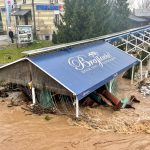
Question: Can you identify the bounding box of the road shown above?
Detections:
[0,35,9,48]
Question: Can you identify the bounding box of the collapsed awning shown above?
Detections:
[12,9,31,16]
[29,41,139,100]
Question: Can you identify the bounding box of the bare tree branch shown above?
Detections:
[138,0,150,9]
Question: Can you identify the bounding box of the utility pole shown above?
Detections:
[32,0,37,39]
[4,0,11,28]
[4,0,14,42]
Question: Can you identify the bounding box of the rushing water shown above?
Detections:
[0,103,150,150]
[0,99,150,150]
[1,76,150,150]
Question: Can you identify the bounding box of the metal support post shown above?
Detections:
[125,36,128,52]
[75,97,79,118]
[131,65,135,84]
[140,61,143,81]
[32,87,36,105]
[109,80,113,93]
[149,56,150,71]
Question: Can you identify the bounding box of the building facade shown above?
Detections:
[129,9,150,28]
[0,0,64,40]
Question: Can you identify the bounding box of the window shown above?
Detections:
[23,0,26,4]
[45,35,50,40]
[55,0,58,3]
[50,0,59,4]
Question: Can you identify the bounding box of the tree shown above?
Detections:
[53,0,111,44]
[53,0,130,44]
[0,13,2,29]
[110,0,130,32]
[52,31,57,44]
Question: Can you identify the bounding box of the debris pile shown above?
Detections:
[75,107,150,134]
[134,71,150,80]
[0,83,21,98]
[0,88,8,98]
[139,79,150,97]
[81,85,140,111]
[7,92,28,107]
[0,83,31,108]
[22,104,57,115]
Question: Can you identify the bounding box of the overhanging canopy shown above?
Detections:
[29,41,139,100]
[12,10,31,16]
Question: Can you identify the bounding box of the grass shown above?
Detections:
[0,80,5,86]
[0,40,53,64]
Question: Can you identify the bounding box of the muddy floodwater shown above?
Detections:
[0,102,150,150]
[0,78,150,150]
[0,106,150,150]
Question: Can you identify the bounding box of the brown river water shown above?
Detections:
[0,77,150,150]
[0,98,150,150]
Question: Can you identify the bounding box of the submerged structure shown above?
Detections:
[0,25,150,117]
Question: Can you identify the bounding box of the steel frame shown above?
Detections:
[113,30,150,82]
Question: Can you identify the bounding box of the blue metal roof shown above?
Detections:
[29,41,139,100]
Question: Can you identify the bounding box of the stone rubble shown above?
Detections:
[134,71,150,80]
[134,71,150,97]
[140,80,150,97]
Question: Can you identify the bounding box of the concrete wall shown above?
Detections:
[0,59,72,96]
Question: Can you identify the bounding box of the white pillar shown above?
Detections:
[145,70,148,78]
[131,65,135,84]
[32,87,36,105]
[126,42,128,52]
[135,38,137,50]
[109,80,113,93]
[149,55,150,71]
[140,61,143,81]
[126,37,128,52]
[75,97,79,118]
